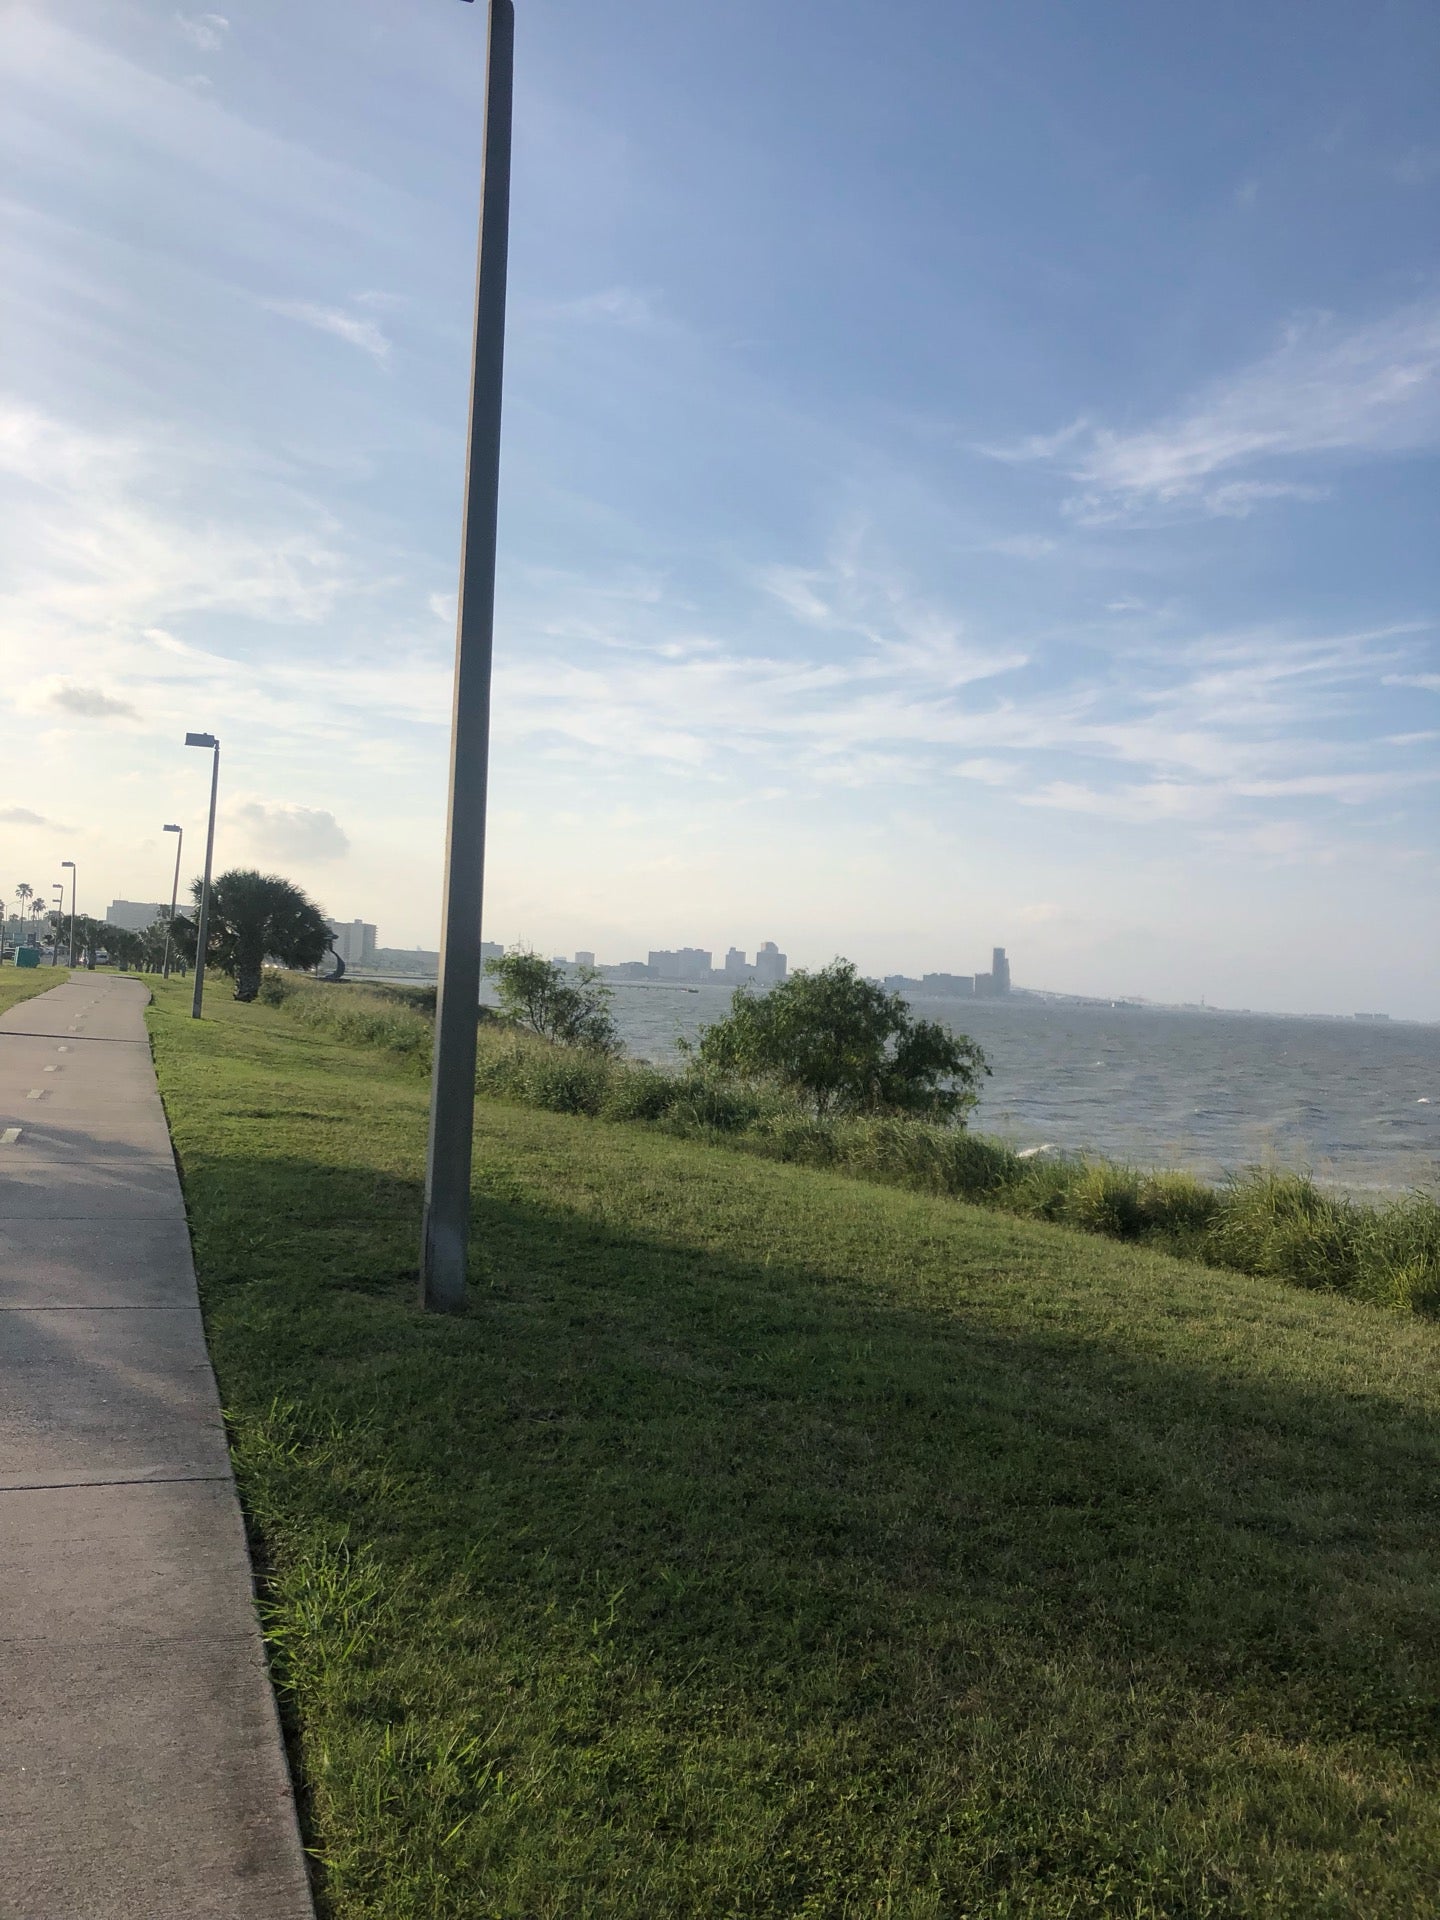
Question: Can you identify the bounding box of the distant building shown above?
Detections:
[921,972,975,997]
[648,947,713,982]
[973,971,993,997]
[992,947,1012,995]
[605,960,653,981]
[753,940,787,984]
[574,950,595,970]
[107,899,168,933]
[724,946,750,978]
[326,919,377,967]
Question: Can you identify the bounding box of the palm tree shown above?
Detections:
[15,883,33,948]
[171,869,332,1002]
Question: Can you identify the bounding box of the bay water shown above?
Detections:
[591,984,1440,1194]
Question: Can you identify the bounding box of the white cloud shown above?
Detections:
[264,300,391,364]
[0,806,51,826]
[232,801,350,863]
[991,300,1440,519]
[174,12,229,54]
[541,287,661,329]
[1384,672,1440,693]
[985,534,1058,559]
[1201,479,1331,517]
[757,566,832,624]
[0,398,353,642]
[977,418,1091,464]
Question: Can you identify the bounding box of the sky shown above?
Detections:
[2,0,1438,1018]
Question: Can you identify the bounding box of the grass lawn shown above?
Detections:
[146,980,1440,1919]
[0,966,72,1016]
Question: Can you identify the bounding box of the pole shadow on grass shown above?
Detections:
[177,1145,1440,1916]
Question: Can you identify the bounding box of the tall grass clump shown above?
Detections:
[1207,1169,1440,1311]
[260,973,434,1067]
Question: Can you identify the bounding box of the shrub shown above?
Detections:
[601,1066,681,1123]
[690,959,989,1121]
[486,950,619,1054]
[663,1074,769,1136]
[258,968,297,1007]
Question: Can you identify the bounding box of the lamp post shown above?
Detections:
[419,0,515,1313]
[161,825,183,980]
[51,885,64,964]
[60,860,76,967]
[185,733,220,1018]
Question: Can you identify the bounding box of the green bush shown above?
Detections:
[600,1065,681,1123]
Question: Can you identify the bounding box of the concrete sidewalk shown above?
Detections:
[0,976,314,1920]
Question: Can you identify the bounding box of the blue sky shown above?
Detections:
[2,0,1437,1015]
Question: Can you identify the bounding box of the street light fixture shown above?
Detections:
[60,860,76,966]
[419,0,515,1313]
[184,733,220,1019]
[161,824,183,981]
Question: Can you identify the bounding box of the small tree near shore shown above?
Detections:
[692,958,990,1122]
[486,949,620,1054]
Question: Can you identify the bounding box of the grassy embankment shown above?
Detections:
[0,966,72,1016]
[147,978,1440,1918]
[263,974,1440,1318]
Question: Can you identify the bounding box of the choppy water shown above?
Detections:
[588,984,1440,1194]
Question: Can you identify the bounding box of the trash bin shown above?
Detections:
[14,947,39,969]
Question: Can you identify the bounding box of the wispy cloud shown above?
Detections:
[539,287,661,329]
[989,299,1440,520]
[264,299,391,364]
[174,12,229,54]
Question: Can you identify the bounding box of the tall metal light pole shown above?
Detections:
[60,860,76,966]
[161,824,183,980]
[185,733,220,1018]
[419,0,515,1313]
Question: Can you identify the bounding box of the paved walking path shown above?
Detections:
[0,975,314,1920]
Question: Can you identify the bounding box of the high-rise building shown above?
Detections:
[724,946,750,978]
[753,940,787,984]
[106,900,168,933]
[574,950,595,969]
[325,919,377,967]
[992,947,1011,995]
[648,947,713,982]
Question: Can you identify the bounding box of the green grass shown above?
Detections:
[0,965,73,1015]
[260,973,1440,1318]
[146,980,1440,1918]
